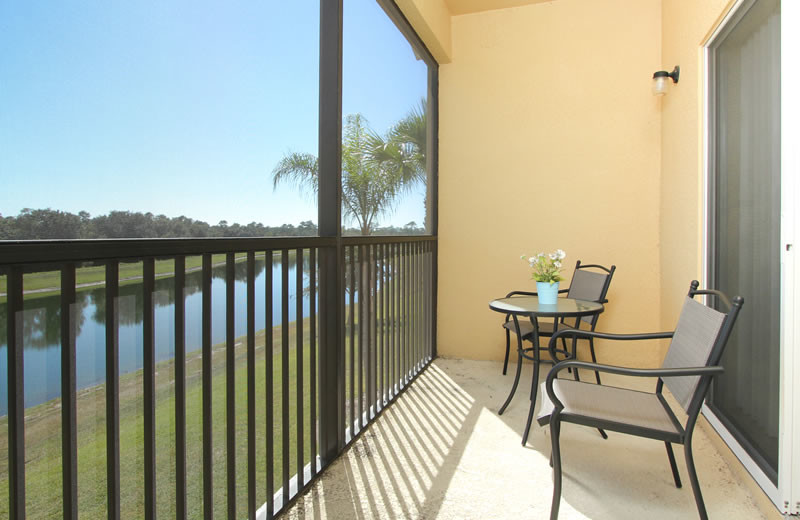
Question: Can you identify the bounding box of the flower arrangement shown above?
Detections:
[521,249,566,285]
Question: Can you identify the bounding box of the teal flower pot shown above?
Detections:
[537,281,560,304]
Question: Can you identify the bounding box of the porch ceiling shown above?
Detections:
[444,0,553,16]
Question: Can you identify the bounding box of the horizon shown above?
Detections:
[0,1,429,229]
[1,206,426,231]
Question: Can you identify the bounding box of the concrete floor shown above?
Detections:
[280,358,768,519]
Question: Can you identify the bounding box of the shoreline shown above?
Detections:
[0,311,316,417]
[0,251,282,299]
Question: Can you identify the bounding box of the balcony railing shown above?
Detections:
[0,235,436,519]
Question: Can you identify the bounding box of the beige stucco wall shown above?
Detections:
[434,0,664,366]
[394,0,740,363]
[658,0,735,331]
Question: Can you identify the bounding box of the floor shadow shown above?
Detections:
[278,361,483,519]
[278,358,766,520]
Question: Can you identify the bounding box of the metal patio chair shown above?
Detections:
[537,281,743,520]
[501,261,616,382]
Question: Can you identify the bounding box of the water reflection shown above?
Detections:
[0,254,314,414]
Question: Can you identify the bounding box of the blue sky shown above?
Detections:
[0,1,429,228]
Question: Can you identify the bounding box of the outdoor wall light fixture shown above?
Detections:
[653,66,680,95]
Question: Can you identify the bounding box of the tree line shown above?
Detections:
[0,208,424,240]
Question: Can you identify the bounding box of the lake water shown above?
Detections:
[0,256,313,415]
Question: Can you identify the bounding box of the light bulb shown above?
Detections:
[653,75,668,96]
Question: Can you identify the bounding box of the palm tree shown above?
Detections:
[273,106,428,378]
[272,104,427,235]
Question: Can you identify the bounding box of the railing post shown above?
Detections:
[225,253,236,520]
[143,258,156,520]
[201,254,214,519]
[61,263,78,520]
[318,0,345,464]
[105,262,121,520]
[7,266,25,520]
[174,256,187,520]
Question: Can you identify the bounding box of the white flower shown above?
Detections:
[556,249,566,260]
[554,260,561,268]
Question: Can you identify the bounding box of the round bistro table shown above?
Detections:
[489,296,604,445]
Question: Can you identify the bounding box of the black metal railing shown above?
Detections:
[342,237,435,441]
[345,240,434,440]
[0,235,435,519]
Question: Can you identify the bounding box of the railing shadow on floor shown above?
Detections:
[279,361,482,519]
[278,358,766,520]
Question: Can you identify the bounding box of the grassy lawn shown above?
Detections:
[0,315,323,519]
[1,252,284,301]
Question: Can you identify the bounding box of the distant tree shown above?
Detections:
[0,214,13,240]
[78,210,94,238]
[11,208,82,239]
[0,209,319,240]
[92,211,155,238]
[297,220,317,236]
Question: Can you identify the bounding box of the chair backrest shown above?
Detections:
[661,282,743,412]
[566,261,615,325]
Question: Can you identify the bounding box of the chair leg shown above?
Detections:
[588,337,602,385]
[522,356,541,446]
[684,433,709,520]
[499,340,523,415]
[665,442,682,488]
[550,415,563,520]
[503,328,511,375]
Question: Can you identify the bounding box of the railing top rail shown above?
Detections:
[0,237,334,267]
[341,235,436,246]
[0,234,437,267]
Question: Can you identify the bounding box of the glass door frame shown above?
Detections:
[701,0,798,514]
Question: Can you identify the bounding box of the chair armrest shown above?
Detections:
[549,360,723,380]
[544,361,724,409]
[506,290,537,297]
[547,328,673,360]
[505,288,570,298]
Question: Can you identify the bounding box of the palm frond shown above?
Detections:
[271,152,319,197]
[388,98,427,171]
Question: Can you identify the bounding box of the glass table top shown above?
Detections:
[489,296,604,317]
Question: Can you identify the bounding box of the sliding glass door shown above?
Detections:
[706,0,781,488]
